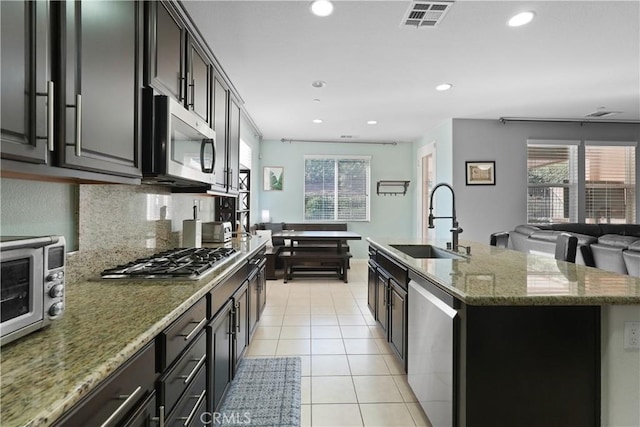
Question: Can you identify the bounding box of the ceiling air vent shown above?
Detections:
[402,1,454,27]
[584,110,622,118]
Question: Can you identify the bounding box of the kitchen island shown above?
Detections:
[368,237,640,427]
[0,237,267,427]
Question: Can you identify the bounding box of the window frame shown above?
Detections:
[303,155,371,222]
[526,139,638,224]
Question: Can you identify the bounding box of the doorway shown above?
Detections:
[417,143,436,239]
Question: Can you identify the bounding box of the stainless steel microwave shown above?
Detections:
[1,236,66,346]
[142,94,216,186]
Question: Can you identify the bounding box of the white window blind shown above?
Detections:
[304,156,370,221]
[585,145,635,223]
[527,144,578,223]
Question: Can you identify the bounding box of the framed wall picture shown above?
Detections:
[465,161,495,185]
[263,166,284,191]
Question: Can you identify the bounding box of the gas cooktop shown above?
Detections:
[101,247,238,280]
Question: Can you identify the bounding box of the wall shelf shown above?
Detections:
[377,180,410,196]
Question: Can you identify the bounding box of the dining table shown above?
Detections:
[271,230,362,252]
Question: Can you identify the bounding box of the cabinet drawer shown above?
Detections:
[122,390,158,427]
[53,341,156,427]
[209,263,248,318]
[159,297,207,370]
[159,330,207,416]
[377,251,408,289]
[166,366,207,427]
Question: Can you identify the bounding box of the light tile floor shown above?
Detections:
[245,260,433,427]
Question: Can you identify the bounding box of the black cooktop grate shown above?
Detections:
[101,247,237,280]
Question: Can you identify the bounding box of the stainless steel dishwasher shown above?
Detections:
[408,279,457,427]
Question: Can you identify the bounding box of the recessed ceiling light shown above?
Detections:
[367,120,378,125]
[310,0,334,17]
[435,83,453,91]
[312,80,326,88]
[312,119,323,124]
[508,11,535,27]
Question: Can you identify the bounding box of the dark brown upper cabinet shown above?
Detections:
[56,0,143,178]
[146,1,185,103]
[211,76,241,195]
[212,76,229,191]
[1,1,52,164]
[147,1,212,128]
[227,97,241,194]
[187,41,211,124]
[1,0,142,182]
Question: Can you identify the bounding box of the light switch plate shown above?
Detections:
[624,321,640,350]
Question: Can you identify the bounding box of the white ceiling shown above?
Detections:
[183,0,640,143]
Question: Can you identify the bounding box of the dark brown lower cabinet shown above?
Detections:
[367,260,377,315]
[388,279,407,362]
[159,330,207,418]
[165,365,207,427]
[232,281,249,373]
[376,269,389,334]
[208,300,233,411]
[52,341,158,426]
[122,391,158,427]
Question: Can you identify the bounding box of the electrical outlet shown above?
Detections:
[624,321,640,350]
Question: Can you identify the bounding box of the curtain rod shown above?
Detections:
[281,138,399,146]
[499,117,640,125]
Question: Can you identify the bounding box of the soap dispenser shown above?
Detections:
[183,205,202,248]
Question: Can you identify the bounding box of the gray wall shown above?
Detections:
[451,119,640,244]
[259,139,415,258]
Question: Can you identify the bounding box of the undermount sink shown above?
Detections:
[390,244,463,259]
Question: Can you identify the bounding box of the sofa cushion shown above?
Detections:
[591,243,629,274]
[514,224,541,236]
[529,230,562,242]
[596,234,640,249]
[628,240,640,252]
[549,223,603,237]
[599,224,640,237]
[623,250,640,277]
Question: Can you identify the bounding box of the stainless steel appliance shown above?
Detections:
[142,93,216,186]
[1,236,66,346]
[101,247,238,280]
[202,221,232,243]
[408,279,457,427]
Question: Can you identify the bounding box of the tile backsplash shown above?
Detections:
[69,184,219,282]
[1,178,220,283]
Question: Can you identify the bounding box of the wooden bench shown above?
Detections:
[264,246,281,280]
[278,248,352,283]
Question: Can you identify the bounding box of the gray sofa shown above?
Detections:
[506,223,640,276]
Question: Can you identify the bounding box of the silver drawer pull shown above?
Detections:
[179,389,206,427]
[180,317,207,341]
[99,385,142,427]
[151,405,165,427]
[180,354,206,384]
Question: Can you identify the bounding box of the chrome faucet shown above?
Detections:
[428,182,469,254]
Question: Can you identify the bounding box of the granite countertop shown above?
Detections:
[0,237,267,427]
[368,237,640,306]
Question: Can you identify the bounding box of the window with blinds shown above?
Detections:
[585,144,635,223]
[304,156,370,221]
[527,141,637,224]
[527,144,578,223]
